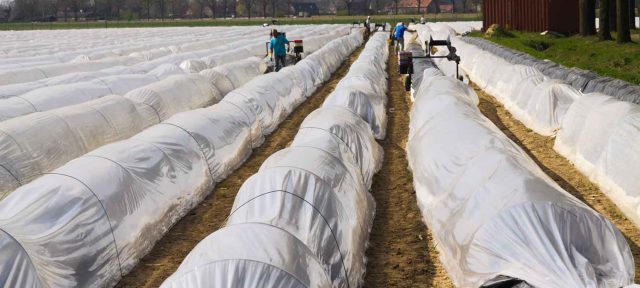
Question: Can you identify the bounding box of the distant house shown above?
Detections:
[290,2,320,16]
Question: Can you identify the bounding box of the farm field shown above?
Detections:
[0,13,482,30]
[1,19,640,288]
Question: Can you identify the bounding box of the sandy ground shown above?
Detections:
[363,49,453,287]
[473,83,640,282]
[115,45,366,287]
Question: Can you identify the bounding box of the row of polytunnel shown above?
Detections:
[160,31,389,288]
[420,22,640,235]
[0,25,353,197]
[462,37,640,104]
[0,29,364,287]
[408,22,640,287]
[453,36,640,228]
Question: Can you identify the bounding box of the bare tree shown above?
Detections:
[202,0,215,18]
[342,0,352,15]
[617,0,631,42]
[142,0,152,19]
[600,0,613,40]
[258,0,266,17]
[244,0,253,18]
[269,0,276,17]
[157,0,165,19]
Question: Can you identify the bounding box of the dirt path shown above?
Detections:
[473,83,640,282]
[116,45,366,288]
[363,50,453,287]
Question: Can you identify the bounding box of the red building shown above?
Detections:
[483,0,580,34]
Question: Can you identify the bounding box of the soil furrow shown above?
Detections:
[363,49,453,287]
[116,44,366,288]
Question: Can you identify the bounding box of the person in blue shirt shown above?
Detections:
[269,29,290,72]
[393,22,416,52]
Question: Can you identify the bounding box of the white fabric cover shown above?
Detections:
[0,31,364,288]
[160,31,386,288]
[555,93,640,228]
[412,23,583,136]
[407,69,634,287]
[0,60,268,197]
[323,32,389,139]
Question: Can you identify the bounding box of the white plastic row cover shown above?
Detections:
[427,23,640,249]
[407,69,634,287]
[555,93,640,229]
[411,23,581,136]
[0,31,363,288]
[161,30,388,288]
[0,58,267,199]
[0,26,259,64]
[0,25,350,88]
[0,25,339,86]
[323,32,389,140]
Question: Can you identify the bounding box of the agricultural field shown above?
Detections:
[1,18,640,288]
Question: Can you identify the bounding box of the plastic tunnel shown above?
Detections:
[407,64,635,287]
[0,58,269,198]
[0,31,364,288]
[160,31,388,288]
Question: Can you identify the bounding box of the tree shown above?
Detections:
[242,0,253,18]
[269,0,276,17]
[629,0,636,29]
[617,0,631,42]
[600,0,613,40]
[142,0,152,19]
[579,0,596,36]
[157,0,165,19]
[342,0,352,15]
[610,0,617,30]
[202,0,215,18]
[258,0,266,17]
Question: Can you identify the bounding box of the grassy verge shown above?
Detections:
[0,13,480,31]
[468,30,640,84]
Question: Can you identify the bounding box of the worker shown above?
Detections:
[392,22,416,52]
[365,16,372,37]
[269,29,290,72]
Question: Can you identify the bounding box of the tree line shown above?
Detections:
[580,0,636,43]
[0,0,481,22]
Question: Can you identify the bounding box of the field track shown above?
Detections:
[363,48,453,287]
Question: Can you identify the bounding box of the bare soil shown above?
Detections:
[363,50,453,287]
[115,45,366,287]
[473,83,640,282]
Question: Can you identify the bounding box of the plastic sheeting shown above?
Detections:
[160,32,389,288]
[160,99,382,288]
[0,31,364,288]
[555,93,640,229]
[461,36,640,104]
[323,32,389,139]
[0,59,269,198]
[411,23,584,136]
[407,66,634,287]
